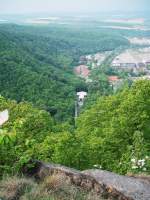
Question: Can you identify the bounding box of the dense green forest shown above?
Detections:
[0,80,150,177]
[0,24,150,179]
[0,24,129,121]
[0,25,84,121]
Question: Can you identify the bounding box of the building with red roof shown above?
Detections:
[108,76,119,82]
[74,65,90,79]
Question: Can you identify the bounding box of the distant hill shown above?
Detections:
[0,24,129,121]
[0,24,85,121]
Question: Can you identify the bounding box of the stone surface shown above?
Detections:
[23,160,150,200]
[128,174,150,185]
[84,169,150,200]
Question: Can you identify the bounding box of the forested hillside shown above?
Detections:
[0,24,129,121]
[0,80,150,177]
[0,0,150,197]
[0,23,149,181]
[0,25,84,121]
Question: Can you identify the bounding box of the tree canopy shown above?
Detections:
[0,80,150,177]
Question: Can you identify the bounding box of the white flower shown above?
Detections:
[132,165,138,169]
[131,158,136,163]
[138,159,145,167]
[93,164,102,169]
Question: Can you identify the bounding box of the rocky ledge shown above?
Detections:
[23,160,150,200]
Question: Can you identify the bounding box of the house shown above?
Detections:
[75,91,88,118]
[77,91,87,102]
[112,61,121,67]
[108,76,123,91]
[137,63,146,68]
[77,91,87,107]
[79,56,87,64]
[74,65,90,79]
[86,55,92,60]
[108,76,119,83]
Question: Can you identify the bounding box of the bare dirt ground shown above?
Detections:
[112,48,150,64]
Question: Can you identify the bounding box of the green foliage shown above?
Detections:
[0,96,54,176]
[1,81,150,177]
[85,70,112,108]
[73,80,150,173]
[0,24,129,121]
[0,25,86,122]
[0,23,150,177]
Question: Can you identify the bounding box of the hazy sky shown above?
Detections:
[0,0,149,14]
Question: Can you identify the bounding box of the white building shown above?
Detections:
[75,91,88,118]
[77,91,87,101]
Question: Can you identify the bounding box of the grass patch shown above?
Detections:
[0,175,105,200]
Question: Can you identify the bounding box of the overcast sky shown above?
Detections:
[0,0,149,14]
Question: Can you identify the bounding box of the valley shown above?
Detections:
[0,10,150,200]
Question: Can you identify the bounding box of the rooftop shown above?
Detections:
[108,76,119,82]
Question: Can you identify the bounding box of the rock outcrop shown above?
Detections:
[84,170,150,200]
[23,160,150,200]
